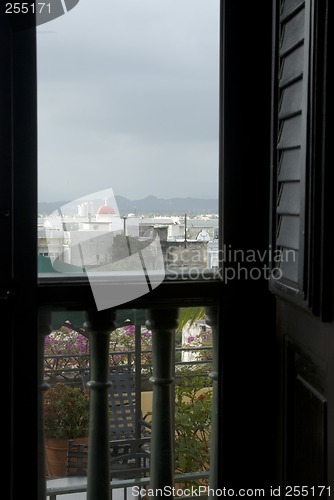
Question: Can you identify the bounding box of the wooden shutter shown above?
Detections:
[270,0,311,299]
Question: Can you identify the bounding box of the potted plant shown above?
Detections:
[44,382,90,478]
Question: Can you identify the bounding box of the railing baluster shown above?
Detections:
[206,306,219,497]
[147,308,179,494]
[84,309,117,500]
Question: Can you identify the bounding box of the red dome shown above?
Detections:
[96,205,115,215]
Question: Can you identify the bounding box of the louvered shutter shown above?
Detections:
[270,0,311,298]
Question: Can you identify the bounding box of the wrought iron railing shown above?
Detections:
[44,345,213,387]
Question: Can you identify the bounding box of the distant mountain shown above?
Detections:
[115,195,218,216]
[38,196,218,216]
[38,201,70,216]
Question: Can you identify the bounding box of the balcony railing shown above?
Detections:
[44,345,213,387]
[39,305,219,500]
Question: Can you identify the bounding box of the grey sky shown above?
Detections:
[37,0,220,203]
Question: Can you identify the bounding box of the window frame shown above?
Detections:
[2,1,284,497]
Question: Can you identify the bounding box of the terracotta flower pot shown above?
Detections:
[45,436,89,478]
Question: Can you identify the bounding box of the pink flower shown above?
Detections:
[125,325,135,335]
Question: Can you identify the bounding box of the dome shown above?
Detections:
[96,205,116,215]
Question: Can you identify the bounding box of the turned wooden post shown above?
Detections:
[146,308,179,494]
[84,309,117,500]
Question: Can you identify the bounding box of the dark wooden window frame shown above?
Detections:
[1,2,286,498]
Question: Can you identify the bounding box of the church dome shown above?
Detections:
[96,205,116,215]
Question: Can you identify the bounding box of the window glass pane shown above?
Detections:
[37,0,220,298]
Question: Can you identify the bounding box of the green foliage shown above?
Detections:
[177,307,206,332]
[175,368,212,478]
[44,382,90,440]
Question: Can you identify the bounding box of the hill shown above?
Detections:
[38,195,218,216]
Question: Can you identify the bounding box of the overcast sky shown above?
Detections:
[37,0,220,203]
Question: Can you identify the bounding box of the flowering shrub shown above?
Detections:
[108,324,153,371]
[44,323,89,384]
[44,322,154,386]
[44,382,90,440]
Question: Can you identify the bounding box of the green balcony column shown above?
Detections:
[84,309,117,500]
[38,307,52,500]
[147,308,179,494]
[206,306,219,497]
